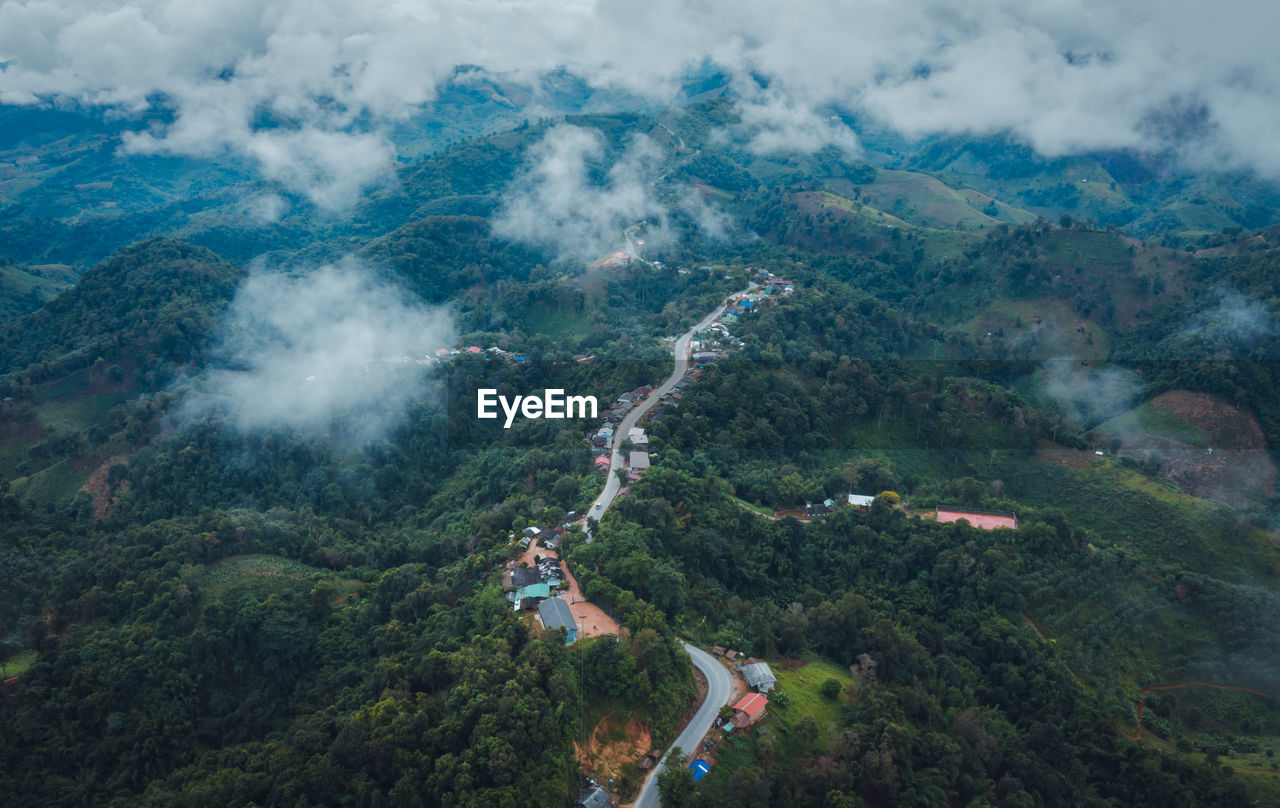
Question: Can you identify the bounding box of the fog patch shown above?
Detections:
[187,260,452,445]
[1173,288,1276,356]
[734,90,861,158]
[1042,361,1141,426]
[493,124,669,259]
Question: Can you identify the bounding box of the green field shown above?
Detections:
[38,390,133,433]
[1097,402,1209,448]
[729,495,772,516]
[1,650,36,679]
[200,554,358,599]
[11,459,85,507]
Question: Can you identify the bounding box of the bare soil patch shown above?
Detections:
[80,454,129,519]
[1120,390,1275,507]
[575,712,652,792]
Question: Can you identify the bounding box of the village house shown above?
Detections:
[575,785,612,808]
[510,582,551,609]
[848,494,875,511]
[503,566,542,591]
[728,693,769,729]
[804,501,833,517]
[537,597,579,644]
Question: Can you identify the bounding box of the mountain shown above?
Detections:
[1,105,1280,808]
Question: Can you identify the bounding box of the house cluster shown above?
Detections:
[513,524,566,553]
[585,386,654,457]
[430,345,529,364]
[805,493,877,518]
[651,366,703,416]
[504,527,574,611]
[711,648,777,692]
[754,267,797,297]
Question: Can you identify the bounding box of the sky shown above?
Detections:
[2,0,1279,208]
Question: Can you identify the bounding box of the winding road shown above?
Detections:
[579,270,751,805]
[586,283,755,540]
[633,643,734,808]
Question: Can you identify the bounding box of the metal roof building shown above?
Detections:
[742,662,777,692]
[537,597,579,644]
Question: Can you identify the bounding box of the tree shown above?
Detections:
[821,677,842,699]
[657,747,698,807]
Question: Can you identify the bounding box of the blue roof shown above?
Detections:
[689,760,711,782]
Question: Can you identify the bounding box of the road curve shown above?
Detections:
[586,284,755,539]
[633,643,734,808]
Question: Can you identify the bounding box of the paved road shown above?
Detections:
[633,643,734,808]
[585,284,755,539]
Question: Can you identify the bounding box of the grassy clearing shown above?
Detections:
[966,298,1111,358]
[38,390,132,433]
[521,301,592,342]
[1,649,36,678]
[1096,403,1208,448]
[729,495,772,516]
[200,554,346,598]
[858,169,1004,230]
[768,655,855,746]
[1041,229,1131,265]
[1010,456,1280,579]
[34,369,92,405]
[11,459,84,507]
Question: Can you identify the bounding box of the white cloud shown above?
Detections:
[3,0,1280,207]
[188,260,453,444]
[492,124,669,258]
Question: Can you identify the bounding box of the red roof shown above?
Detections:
[466,346,482,353]
[732,693,768,719]
[936,509,1018,530]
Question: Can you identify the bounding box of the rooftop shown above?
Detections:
[538,597,578,632]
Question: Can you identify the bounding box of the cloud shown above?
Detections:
[1043,361,1140,425]
[1172,288,1276,357]
[731,89,861,158]
[187,260,453,445]
[3,0,1280,207]
[492,124,670,259]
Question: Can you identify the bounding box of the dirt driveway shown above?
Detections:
[517,540,622,639]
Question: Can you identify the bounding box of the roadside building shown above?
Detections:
[742,662,777,693]
[729,693,769,729]
[689,760,711,783]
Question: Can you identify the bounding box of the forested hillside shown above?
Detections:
[2,105,1280,808]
